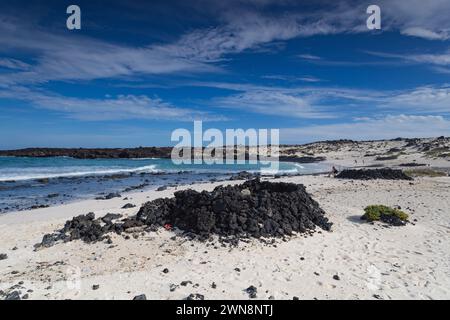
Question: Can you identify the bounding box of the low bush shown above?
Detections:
[362,205,409,226]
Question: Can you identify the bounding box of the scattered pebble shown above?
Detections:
[245,285,257,299]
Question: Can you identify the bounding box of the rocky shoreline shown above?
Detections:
[0,147,174,159]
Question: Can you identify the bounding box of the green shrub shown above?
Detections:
[363,205,409,222]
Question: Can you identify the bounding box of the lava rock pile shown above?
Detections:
[136,179,332,240]
[336,168,412,181]
[37,179,332,247]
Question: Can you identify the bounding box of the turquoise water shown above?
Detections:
[0,157,328,181]
[0,157,329,213]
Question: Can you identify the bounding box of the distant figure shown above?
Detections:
[330,166,339,177]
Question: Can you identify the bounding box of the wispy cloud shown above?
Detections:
[261,74,323,82]
[0,86,225,121]
[2,0,449,86]
[0,58,30,70]
[380,0,450,41]
[401,27,450,41]
[384,85,450,113]
[213,89,335,119]
[297,54,322,60]
[195,81,450,118]
[281,114,450,142]
[366,49,450,73]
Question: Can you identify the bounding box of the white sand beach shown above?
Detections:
[1,170,449,300]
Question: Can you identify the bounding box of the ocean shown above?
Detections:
[0,156,330,213]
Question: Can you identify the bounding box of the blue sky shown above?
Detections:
[0,0,450,148]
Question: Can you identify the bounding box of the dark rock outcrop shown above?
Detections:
[0,147,173,159]
[336,169,413,181]
[278,156,326,163]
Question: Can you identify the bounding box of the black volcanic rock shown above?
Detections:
[37,179,332,247]
[5,291,21,300]
[0,147,173,159]
[95,192,121,200]
[229,171,259,181]
[398,163,427,167]
[245,285,258,298]
[186,293,205,300]
[279,156,326,163]
[136,179,332,242]
[336,169,412,181]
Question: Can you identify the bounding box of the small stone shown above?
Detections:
[92,285,100,290]
[245,285,257,299]
[162,268,169,274]
[133,294,147,300]
[333,275,340,281]
[5,291,21,300]
[0,253,8,260]
[169,284,178,292]
[186,293,204,300]
[180,280,192,286]
[211,282,217,289]
[293,296,299,300]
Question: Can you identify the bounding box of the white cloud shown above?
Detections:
[365,49,450,73]
[213,89,334,119]
[380,0,450,40]
[0,86,223,121]
[0,0,449,86]
[197,81,450,118]
[401,27,450,41]
[384,86,450,112]
[281,115,450,143]
[298,54,322,60]
[261,74,322,82]
[0,58,30,70]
